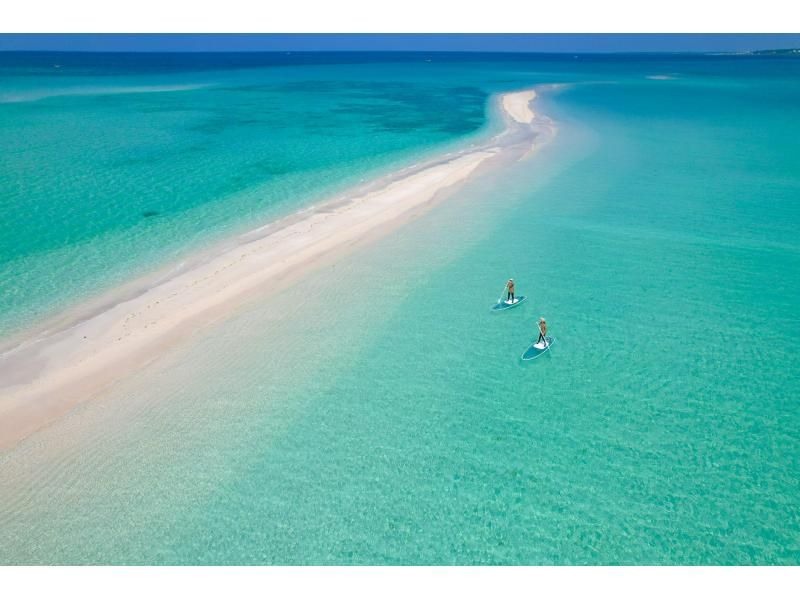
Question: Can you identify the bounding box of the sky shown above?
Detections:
[1,34,800,53]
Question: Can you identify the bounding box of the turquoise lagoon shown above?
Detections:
[0,53,798,564]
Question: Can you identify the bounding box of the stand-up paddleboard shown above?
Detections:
[491,295,527,312]
[521,336,555,361]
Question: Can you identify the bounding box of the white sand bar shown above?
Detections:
[502,90,537,124]
[0,89,548,449]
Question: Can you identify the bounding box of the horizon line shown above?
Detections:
[1,48,796,55]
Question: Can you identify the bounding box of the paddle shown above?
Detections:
[497,282,509,304]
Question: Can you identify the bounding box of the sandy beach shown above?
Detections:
[502,89,537,123]
[0,88,547,450]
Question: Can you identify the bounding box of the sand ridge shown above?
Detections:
[502,90,537,124]
[0,88,551,450]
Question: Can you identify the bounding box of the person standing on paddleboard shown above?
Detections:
[506,279,515,303]
[537,317,548,345]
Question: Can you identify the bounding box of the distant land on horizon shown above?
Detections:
[749,47,800,55]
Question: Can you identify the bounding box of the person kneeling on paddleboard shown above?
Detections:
[537,317,548,345]
[506,279,515,303]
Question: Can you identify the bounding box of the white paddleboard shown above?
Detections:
[521,336,556,361]
[491,295,527,312]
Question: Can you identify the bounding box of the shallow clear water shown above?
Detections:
[0,55,500,336]
[1,53,799,564]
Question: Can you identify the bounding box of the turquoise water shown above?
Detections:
[1,53,799,564]
[0,56,499,336]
